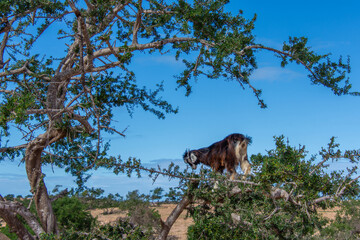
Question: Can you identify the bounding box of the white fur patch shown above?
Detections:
[235,141,241,160]
[190,152,197,163]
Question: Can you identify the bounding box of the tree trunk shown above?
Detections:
[25,129,65,234]
[157,195,193,240]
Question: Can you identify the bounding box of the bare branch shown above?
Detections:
[132,0,142,46]
[312,175,360,204]
[84,0,95,10]
[0,89,14,94]
[336,174,360,197]
[89,37,198,60]
[99,126,126,137]
[0,61,28,77]
[263,207,280,221]
[0,18,15,69]
[143,10,174,14]
[72,113,94,134]
[0,144,28,153]
[157,194,193,240]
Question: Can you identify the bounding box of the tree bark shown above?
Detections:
[0,200,45,238]
[157,195,193,240]
[0,209,34,240]
[0,195,35,240]
[25,129,65,234]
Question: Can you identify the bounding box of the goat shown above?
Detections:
[183,133,251,180]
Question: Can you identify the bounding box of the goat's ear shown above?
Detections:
[190,152,197,163]
[183,149,189,159]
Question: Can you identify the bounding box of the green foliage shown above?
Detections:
[0,225,18,240]
[40,218,153,240]
[43,188,161,239]
[164,187,183,203]
[188,213,245,240]
[52,196,95,231]
[149,187,164,203]
[281,37,353,96]
[186,136,359,239]
[318,200,360,239]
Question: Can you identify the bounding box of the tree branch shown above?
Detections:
[0,200,45,238]
[131,0,142,46]
[0,144,28,153]
[157,193,193,240]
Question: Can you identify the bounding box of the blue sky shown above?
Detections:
[1,0,360,197]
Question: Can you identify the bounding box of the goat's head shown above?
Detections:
[183,149,199,169]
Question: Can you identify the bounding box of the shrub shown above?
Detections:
[52,196,95,231]
[40,218,153,240]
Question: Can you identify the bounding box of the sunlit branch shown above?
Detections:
[0,61,29,77]
[0,144,28,153]
[131,0,143,46]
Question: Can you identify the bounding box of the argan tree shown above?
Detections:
[182,136,360,239]
[0,0,358,239]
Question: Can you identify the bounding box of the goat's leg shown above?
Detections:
[240,160,251,180]
[229,169,238,181]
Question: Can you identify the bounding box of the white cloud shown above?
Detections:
[251,66,305,82]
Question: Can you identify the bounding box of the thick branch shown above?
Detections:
[0,200,44,238]
[157,194,193,240]
[89,37,197,60]
[0,144,28,153]
[72,113,94,134]
[0,62,28,77]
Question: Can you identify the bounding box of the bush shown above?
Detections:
[52,196,95,231]
[40,218,153,240]
[120,190,162,233]
[188,214,245,240]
